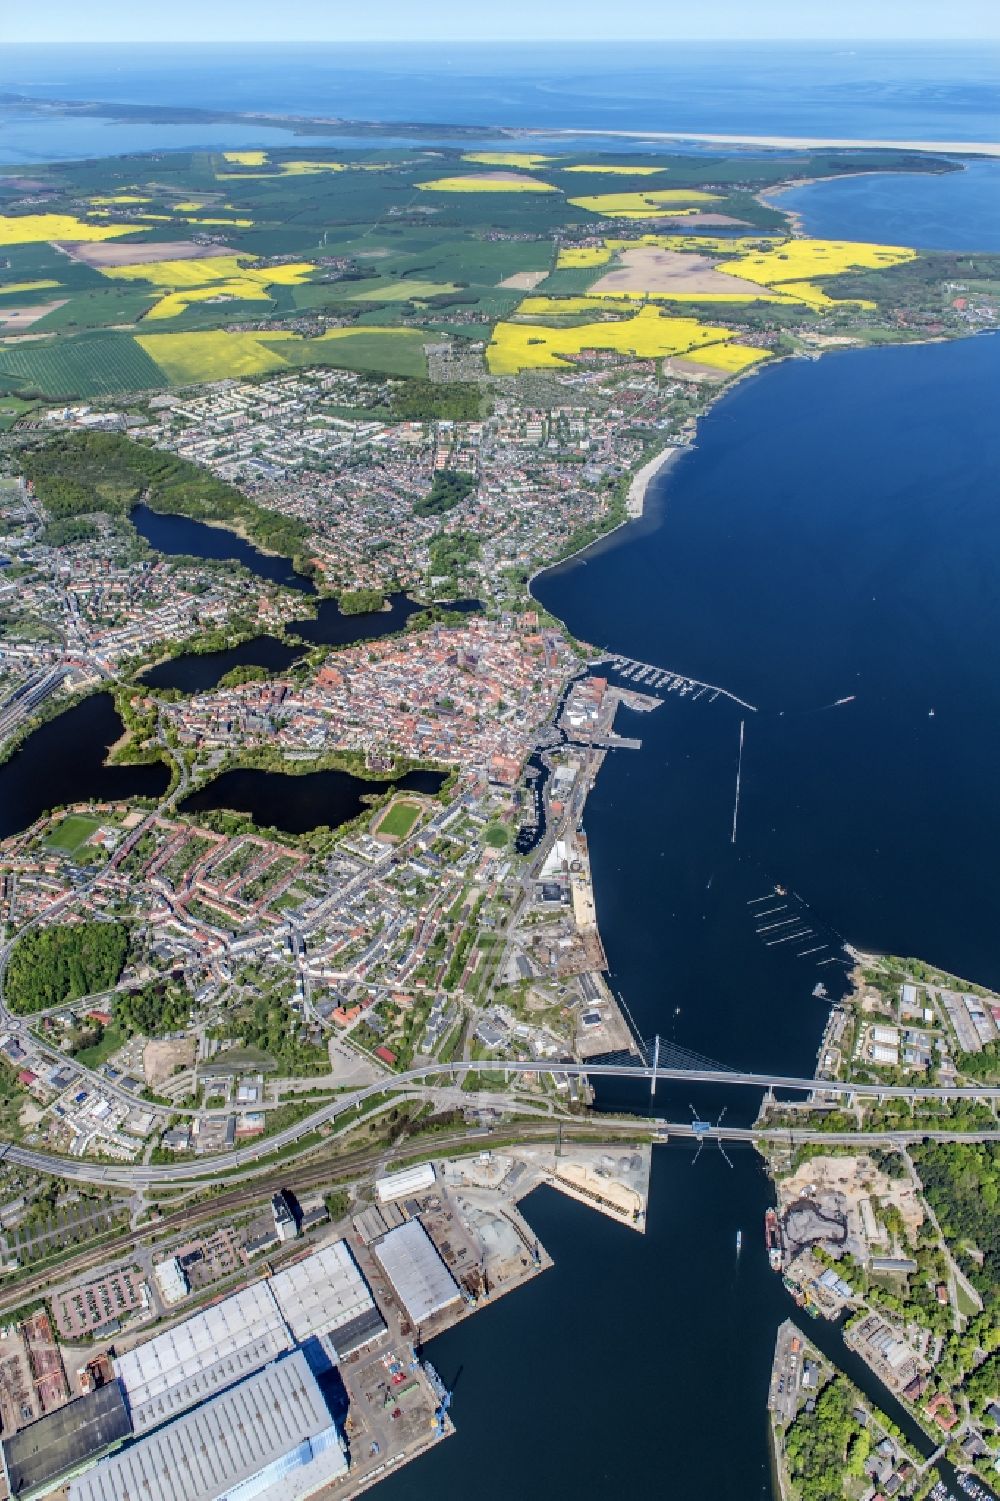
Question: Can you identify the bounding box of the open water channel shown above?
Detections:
[392,173,1000,1499]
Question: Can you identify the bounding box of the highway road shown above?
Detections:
[0,1114,646,1316]
[3,1111,1000,1317]
[2,1047,1000,1187]
[4,696,998,1189]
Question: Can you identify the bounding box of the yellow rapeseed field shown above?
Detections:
[137,330,289,381]
[487,305,737,374]
[143,286,260,319]
[101,255,313,290]
[101,254,316,319]
[602,288,797,304]
[516,295,629,316]
[0,214,136,246]
[0,280,60,295]
[462,152,554,168]
[717,237,913,291]
[719,238,914,283]
[574,235,892,308]
[608,235,776,255]
[130,213,254,227]
[273,160,348,175]
[555,246,613,268]
[180,216,254,227]
[89,195,151,205]
[222,151,268,166]
[215,160,371,180]
[518,291,794,319]
[682,343,774,372]
[418,175,559,194]
[567,190,720,217]
[137,326,415,384]
[562,164,664,175]
[766,280,873,310]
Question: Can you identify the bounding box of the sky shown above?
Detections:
[5,0,1000,44]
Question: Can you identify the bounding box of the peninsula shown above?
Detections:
[0,132,999,1501]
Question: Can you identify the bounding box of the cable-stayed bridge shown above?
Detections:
[2,1042,1000,1188]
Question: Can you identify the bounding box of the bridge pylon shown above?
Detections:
[651,1034,660,1098]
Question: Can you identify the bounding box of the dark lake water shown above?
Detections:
[179,765,446,834]
[132,503,315,593]
[132,504,480,692]
[290,594,426,649]
[0,692,168,840]
[141,634,307,693]
[0,689,446,838]
[0,496,478,832]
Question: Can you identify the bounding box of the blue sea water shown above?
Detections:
[0,45,996,1500]
[499,332,1000,1501]
[0,41,999,162]
[0,112,345,165]
[772,157,1000,249]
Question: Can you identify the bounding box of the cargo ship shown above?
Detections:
[765,1208,783,1272]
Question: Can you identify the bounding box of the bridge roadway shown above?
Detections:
[1,1056,999,1188]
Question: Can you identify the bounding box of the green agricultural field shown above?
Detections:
[31,285,158,334]
[0,396,40,430]
[45,813,104,854]
[534,264,611,295]
[0,331,167,397]
[279,328,428,377]
[0,141,972,403]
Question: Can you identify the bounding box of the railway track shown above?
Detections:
[0,1118,645,1315]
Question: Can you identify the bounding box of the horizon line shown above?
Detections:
[5,36,1000,46]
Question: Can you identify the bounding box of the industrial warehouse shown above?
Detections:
[0,1383,132,1501]
[70,1352,348,1501]
[0,1238,398,1501]
[0,1144,649,1501]
[110,1242,385,1440]
[113,1279,295,1434]
[373,1220,464,1328]
[269,1241,386,1351]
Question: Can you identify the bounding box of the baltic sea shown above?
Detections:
[1,44,998,1497]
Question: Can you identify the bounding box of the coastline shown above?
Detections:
[527,354,775,618]
[757,168,925,234]
[521,127,1000,157]
[626,442,689,519]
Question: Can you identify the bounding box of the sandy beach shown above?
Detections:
[627,443,688,518]
[526,128,1000,158]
